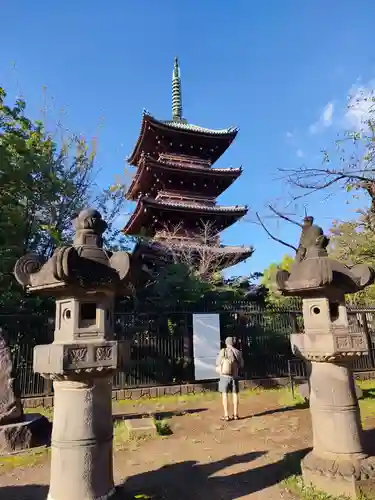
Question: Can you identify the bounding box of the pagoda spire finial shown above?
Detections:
[172,57,183,122]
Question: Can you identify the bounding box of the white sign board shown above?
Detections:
[192,313,221,381]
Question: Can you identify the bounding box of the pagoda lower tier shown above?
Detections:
[122,196,248,237]
[133,239,254,276]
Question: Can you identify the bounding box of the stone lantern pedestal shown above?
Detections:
[276,217,375,499]
[14,209,131,500]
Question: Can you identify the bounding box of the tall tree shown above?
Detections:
[0,87,129,316]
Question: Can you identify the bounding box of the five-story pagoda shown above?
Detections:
[123,58,252,272]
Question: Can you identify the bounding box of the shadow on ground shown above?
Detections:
[362,388,375,399]
[363,427,375,455]
[113,408,207,422]
[250,401,309,418]
[0,448,309,500]
[0,485,48,500]
[118,447,310,500]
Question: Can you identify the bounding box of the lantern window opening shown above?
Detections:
[79,302,97,328]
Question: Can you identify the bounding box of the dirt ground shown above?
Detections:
[1,390,374,500]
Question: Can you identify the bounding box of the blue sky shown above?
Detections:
[1,1,375,276]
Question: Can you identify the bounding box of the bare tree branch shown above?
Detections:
[267,205,302,228]
[255,212,298,253]
[278,92,375,207]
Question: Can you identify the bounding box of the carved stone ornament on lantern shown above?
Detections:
[276,216,375,499]
[14,208,132,500]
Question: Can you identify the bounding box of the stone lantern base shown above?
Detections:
[302,452,375,499]
[0,413,51,454]
[298,359,375,499]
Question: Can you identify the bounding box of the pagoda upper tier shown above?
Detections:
[127,112,238,167]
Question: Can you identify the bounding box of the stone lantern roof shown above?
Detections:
[13,208,131,295]
[276,218,374,299]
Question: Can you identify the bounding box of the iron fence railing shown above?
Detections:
[1,303,375,398]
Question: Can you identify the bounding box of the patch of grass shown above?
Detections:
[113,417,172,450]
[357,379,375,393]
[278,388,306,407]
[113,379,375,410]
[22,384,307,420]
[114,384,289,408]
[24,406,53,421]
[282,475,374,500]
[357,380,375,421]
[276,380,375,420]
[113,420,136,449]
[21,379,375,431]
[0,447,49,472]
[154,418,172,436]
[359,397,375,420]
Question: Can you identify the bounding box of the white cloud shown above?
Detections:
[309,102,335,134]
[296,149,304,158]
[290,78,374,143]
[323,102,334,124]
[344,80,375,131]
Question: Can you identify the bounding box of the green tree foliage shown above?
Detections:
[135,263,212,309]
[129,262,266,312]
[261,254,295,306]
[0,87,129,319]
[329,218,375,304]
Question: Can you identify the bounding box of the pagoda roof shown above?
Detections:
[122,196,248,236]
[126,156,242,200]
[127,112,238,166]
[133,239,253,270]
[161,118,238,135]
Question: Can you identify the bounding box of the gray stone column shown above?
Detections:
[307,361,365,459]
[48,376,115,500]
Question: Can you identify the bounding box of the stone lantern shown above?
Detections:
[276,216,375,499]
[14,209,131,500]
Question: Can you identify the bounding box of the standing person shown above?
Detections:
[216,336,244,421]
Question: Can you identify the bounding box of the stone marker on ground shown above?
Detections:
[0,328,50,453]
[124,417,157,439]
[277,215,375,499]
[14,208,132,500]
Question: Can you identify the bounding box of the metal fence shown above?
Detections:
[2,302,375,398]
